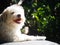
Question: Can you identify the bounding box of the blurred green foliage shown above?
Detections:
[22,0,60,43]
[22,0,56,34]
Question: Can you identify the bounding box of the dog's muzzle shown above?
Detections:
[13,18,21,24]
[13,14,21,24]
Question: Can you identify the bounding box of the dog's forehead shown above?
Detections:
[4,5,24,13]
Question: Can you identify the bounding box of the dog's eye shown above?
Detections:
[11,12,14,14]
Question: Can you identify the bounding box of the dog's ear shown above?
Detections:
[0,10,8,22]
[18,0,24,5]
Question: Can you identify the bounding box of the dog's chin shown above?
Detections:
[13,18,21,24]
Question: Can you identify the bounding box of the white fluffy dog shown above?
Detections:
[0,0,46,43]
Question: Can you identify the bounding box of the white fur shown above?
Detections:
[0,1,46,42]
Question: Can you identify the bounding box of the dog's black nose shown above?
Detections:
[17,14,21,17]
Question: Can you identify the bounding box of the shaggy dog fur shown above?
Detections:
[0,0,46,43]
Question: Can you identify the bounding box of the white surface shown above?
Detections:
[0,40,59,45]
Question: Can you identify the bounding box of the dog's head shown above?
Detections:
[0,4,25,25]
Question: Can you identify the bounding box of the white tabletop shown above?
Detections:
[0,40,59,45]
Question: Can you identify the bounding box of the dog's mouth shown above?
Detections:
[13,18,21,24]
